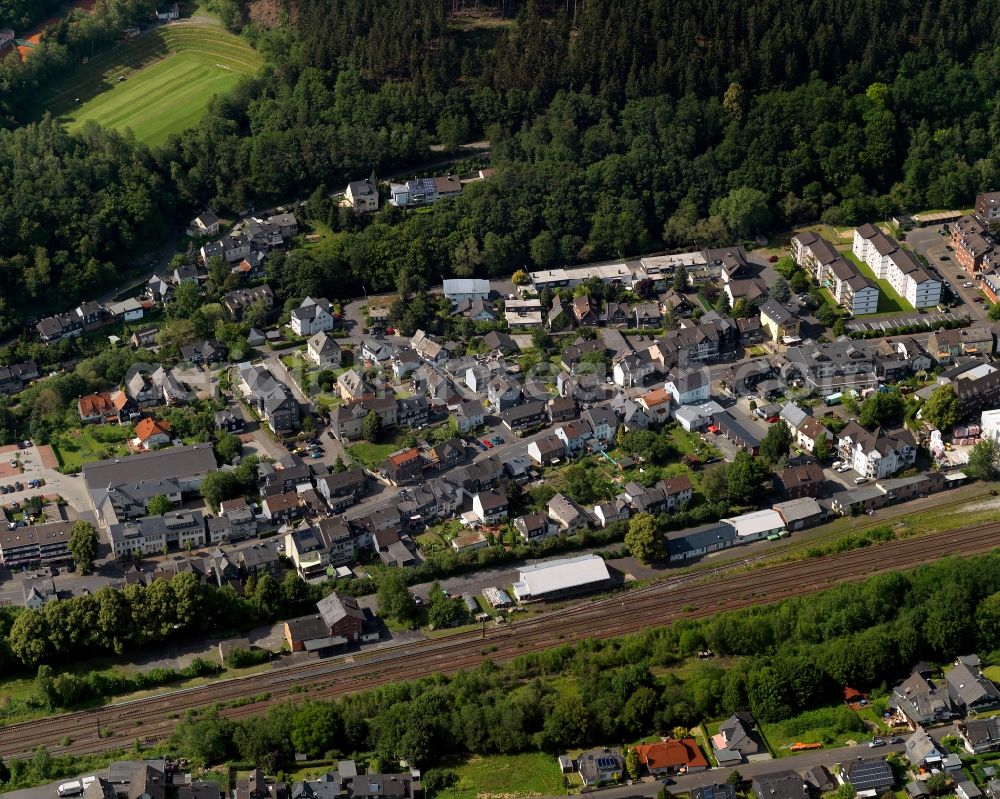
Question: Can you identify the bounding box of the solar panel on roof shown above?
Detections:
[849,760,893,792]
[596,757,617,770]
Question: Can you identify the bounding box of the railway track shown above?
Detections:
[3,519,999,760]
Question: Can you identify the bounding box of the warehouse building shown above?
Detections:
[511,554,613,603]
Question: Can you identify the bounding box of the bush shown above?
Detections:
[225,648,271,668]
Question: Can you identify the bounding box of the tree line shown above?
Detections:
[6,570,319,672]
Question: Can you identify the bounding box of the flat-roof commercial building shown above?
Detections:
[511,554,612,603]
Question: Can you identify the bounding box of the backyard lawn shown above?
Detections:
[348,441,400,469]
[51,425,133,472]
[435,752,567,799]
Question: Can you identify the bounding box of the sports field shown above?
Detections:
[40,21,261,146]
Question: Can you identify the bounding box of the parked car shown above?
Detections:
[854,476,869,485]
[889,736,904,744]
[869,738,885,748]
[964,281,975,288]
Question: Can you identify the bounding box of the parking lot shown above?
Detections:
[907,224,991,321]
[0,442,91,514]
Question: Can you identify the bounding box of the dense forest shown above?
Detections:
[0,0,62,31]
[3,0,1000,334]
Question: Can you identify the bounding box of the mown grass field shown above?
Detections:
[435,752,567,799]
[39,21,261,146]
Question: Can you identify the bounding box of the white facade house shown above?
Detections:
[290,297,335,336]
[345,178,379,212]
[838,422,917,479]
[664,368,710,406]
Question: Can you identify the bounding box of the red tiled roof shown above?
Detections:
[135,417,171,442]
[635,739,708,771]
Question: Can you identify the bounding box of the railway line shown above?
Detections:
[2,519,999,761]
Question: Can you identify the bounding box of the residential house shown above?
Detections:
[206,498,257,543]
[180,340,227,365]
[606,302,630,327]
[488,376,522,411]
[454,296,497,321]
[290,297,335,336]
[317,592,367,641]
[189,211,220,238]
[890,669,955,728]
[106,297,145,322]
[752,772,809,799]
[838,422,916,479]
[841,757,895,798]
[107,510,206,558]
[929,324,995,362]
[505,298,544,329]
[577,749,623,787]
[384,448,424,483]
[0,521,73,569]
[306,331,342,369]
[634,739,708,777]
[482,330,517,354]
[634,302,662,328]
[759,300,800,342]
[111,391,141,425]
[904,727,946,769]
[396,395,428,429]
[712,712,765,766]
[593,499,630,528]
[411,329,449,362]
[946,655,1000,715]
[637,387,672,426]
[774,463,826,499]
[554,420,592,456]
[426,439,466,471]
[513,513,552,541]
[665,366,710,406]
[502,400,547,433]
[222,285,274,320]
[78,392,117,424]
[329,397,397,442]
[613,350,658,388]
[127,371,159,408]
[361,337,393,364]
[36,312,83,343]
[213,408,244,433]
[0,360,38,396]
[528,434,565,466]
[443,278,490,304]
[693,787,737,799]
[453,400,485,433]
[547,493,589,532]
[472,489,508,523]
[337,369,375,403]
[346,178,379,212]
[134,418,172,450]
[316,469,367,512]
[131,326,159,349]
[237,363,300,435]
[581,406,619,445]
[796,416,833,454]
[960,718,1000,754]
[145,274,173,304]
[152,366,187,406]
[547,396,577,423]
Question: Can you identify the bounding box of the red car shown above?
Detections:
[386,327,395,335]
[482,439,493,448]
[766,415,780,423]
